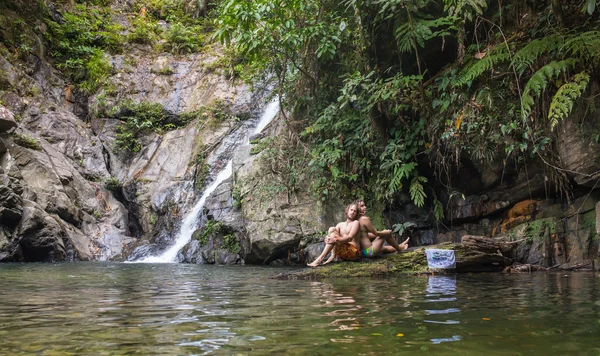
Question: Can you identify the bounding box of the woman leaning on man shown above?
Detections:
[307,200,409,267]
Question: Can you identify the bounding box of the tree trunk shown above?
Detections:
[199,0,209,17]
[550,0,565,28]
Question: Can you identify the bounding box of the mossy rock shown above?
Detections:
[281,248,435,279]
[280,238,514,280]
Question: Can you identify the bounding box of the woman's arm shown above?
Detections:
[360,216,389,236]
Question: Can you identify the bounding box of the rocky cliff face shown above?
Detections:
[0,0,333,264]
[0,0,598,268]
[386,96,600,269]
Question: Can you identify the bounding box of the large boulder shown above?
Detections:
[4,128,132,261]
[234,137,342,264]
[556,94,600,187]
[0,105,17,133]
[17,200,67,262]
[182,220,244,264]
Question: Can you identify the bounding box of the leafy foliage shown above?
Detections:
[12,133,41,150]
[212,0,600,217]
[128,17,160,44]
[548,71,590,130]
[103,177,123,192]
[45,4,123,94]
[110,101,187,152]
[521,59,579,121]
[164,22,205,54]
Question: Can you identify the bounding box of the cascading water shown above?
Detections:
[253,98,279,135]
[134,97,280,263]
[137,162,233,263]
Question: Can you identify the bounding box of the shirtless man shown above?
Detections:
[355,199,409,257]
[307,203,361,267]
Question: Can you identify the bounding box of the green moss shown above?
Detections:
[582,210,596,230]
[151,66,175,75]
[293,249,431,279]
[524,218,556,243]
[12,133,41,150]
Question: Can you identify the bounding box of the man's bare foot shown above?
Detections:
[307,258,323,267]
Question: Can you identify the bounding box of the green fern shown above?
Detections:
[409,175,427,207]
[456,45,511,86]
[548,71,590,130]
[394,17,457,54]
[511,35,564,76]
[383,161,416,198]
[520,59,578,120]
[444,0,487,21]
[564,30,600,61]
[433,195,445,221]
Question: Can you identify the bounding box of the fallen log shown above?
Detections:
[278,236,516,280]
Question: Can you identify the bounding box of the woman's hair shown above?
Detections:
[345,203,358,220]
[353,199,365,217]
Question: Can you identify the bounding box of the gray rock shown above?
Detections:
[0,184,22,226]
[17,200,66,262]
[556,85,600,187]
[0,106,17,133]
[182,221,243,265]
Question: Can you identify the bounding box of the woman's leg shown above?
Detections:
[377,230,403,251]
[366,235,410,257]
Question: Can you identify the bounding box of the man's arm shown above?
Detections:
[335,221,359,243]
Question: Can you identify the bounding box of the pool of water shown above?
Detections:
[0,263,599,355]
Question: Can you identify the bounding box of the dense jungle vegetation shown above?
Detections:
[215,0,600,221]
[1,0,599,222]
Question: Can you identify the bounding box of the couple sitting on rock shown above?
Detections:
[307,200,409,267]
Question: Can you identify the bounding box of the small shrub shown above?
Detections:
[232,186,242,209]
[79,50,112,95]
[194,219,223,246]
[223,234,241,253]
[250,137,274,155]
[128,17,160,44]
[111,101,185,152]
[195,163,210,191]
[163,22,204,54]
[103,177,123,192]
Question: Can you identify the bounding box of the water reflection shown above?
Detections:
[1,264,600,355]
[422,276,461,342]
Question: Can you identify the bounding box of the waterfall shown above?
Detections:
[133,98,280,263]
[253,98,279,135]
[137,161,233,263]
